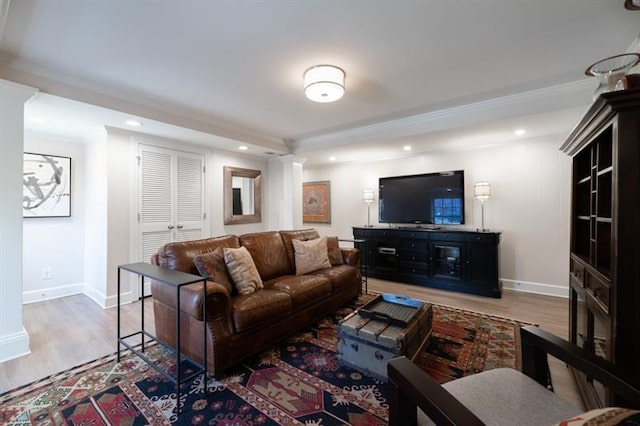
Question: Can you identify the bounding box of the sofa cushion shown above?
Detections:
[223,246,264,295]
[280,229,320,271]
[157,235,240,274]
[193,247,234,294]
[555,408,640,426]
[309,264,359,292]
[292,237,332,275]
[267,275,332,310]
[417,368,581,426]
[326,236,344,266]
[240,231,291,280]
[231,290,292,333]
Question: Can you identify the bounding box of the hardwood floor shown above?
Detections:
[0,279,582,409]
[0,295,154,394]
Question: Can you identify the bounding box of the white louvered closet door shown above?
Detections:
[175,154,205,242]
[138,144,205,297]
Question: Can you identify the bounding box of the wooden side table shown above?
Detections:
[117,262,207,415]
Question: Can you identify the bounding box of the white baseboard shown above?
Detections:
[23,283,135,310]
[22,283,85,304]
[84,285,135,309]
[501,278,569,298]
[0,327,31,363]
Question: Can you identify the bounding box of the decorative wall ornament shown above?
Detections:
[303,181,331,223]
[23,153,71,218]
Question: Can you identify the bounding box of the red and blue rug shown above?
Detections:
[0,295,527,425]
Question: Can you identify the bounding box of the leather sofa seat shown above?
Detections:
[310,264,360,291]
[267,275,332,310]
[150,229,361,376]
[231,290,292,333]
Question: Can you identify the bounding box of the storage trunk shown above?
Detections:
[337,296,432,381]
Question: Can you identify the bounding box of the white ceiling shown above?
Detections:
[1,1,639,167]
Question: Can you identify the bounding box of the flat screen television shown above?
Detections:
[379,170,465,225]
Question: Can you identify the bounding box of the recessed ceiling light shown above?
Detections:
[30,117,47,123]
[125,119,142,127]
[514,129,526,136]
[238,145,248,151]
[329,156,336,162]
[403,145,412,151]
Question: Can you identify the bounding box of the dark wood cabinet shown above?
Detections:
[353,227,501,298]
[561,89,640,409]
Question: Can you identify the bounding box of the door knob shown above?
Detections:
[167,225,174,229]
[177,224,183,229]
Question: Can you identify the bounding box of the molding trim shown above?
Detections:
[23,283,85,304]
[83,285,109,309]
[84,284,135,309]
[22,284,135,310]
[0,60,287,152]
[627,32,640,54]
[295,79,593,152]
[0,326,30,363]
[501,278,569,298]
[0,0,10,45]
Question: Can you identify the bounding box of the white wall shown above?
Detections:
[22,133,86,303]
[96,130,271,307]
[303,135,572,297]
[104,131,137,306]
[0,80,36,362]
[83,128,109,306]
[211,151,269,236]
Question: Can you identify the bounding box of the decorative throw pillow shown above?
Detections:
[193,248,234,294]
[223,246,264,295]
[326,236,344,266]
[555,407,640,426]
[292,236,332,275]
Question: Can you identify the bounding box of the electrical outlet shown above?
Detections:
[42,267,52,280]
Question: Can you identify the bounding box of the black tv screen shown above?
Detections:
[379,170,465,225]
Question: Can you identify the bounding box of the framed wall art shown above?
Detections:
[302,181,331,223]
[23,153,71,218]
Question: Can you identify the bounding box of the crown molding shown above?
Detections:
[294,79,594,153]
[627,31,640,54]
[0,57,288,153]
[0,0,10,46]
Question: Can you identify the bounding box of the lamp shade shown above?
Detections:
[304,65,345,103]
[363,188,375,203]
[474,181,491,201]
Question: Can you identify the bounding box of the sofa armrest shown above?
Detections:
[340,247,360,268]
[388,356,483,426]
[521,326,640,406]
[151,279,232,322]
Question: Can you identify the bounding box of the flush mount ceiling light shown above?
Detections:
[625,0,640,9]
[304,65,345,103]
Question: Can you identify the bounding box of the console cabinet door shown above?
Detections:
[429,242,464,282]
[465,242,498,287]
[370,239,399,275]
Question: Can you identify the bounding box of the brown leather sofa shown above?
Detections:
[150,229,361,377]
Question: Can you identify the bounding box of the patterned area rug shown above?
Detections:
[0,295,529,425]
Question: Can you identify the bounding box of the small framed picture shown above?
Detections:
[23,153,72,218]
[303,181,331,224]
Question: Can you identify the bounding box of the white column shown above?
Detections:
[0,80,38,362]
[281,155,306,229]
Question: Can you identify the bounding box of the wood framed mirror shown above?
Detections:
[223,166,262,224]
